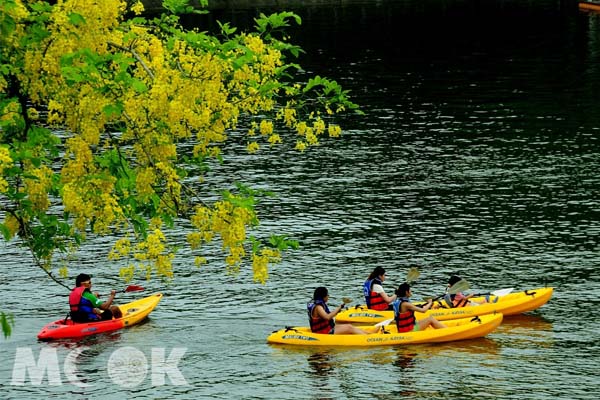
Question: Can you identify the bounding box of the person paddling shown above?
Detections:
[443,274,496,307]
[363,266,397,310]
[392,283,446,332]
[69,273,123,322]
[308,287,376,335]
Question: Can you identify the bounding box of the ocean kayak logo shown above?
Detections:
[10,346,188,388]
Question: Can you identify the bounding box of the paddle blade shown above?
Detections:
[448,279,470,295]
[374,318,394,328]
[490,288,513,297]
[342,297,352,304]
[124,285,145,292]
[406,267,420,283]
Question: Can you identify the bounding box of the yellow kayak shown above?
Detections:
[266,313,503,347]
[336,287,553,325]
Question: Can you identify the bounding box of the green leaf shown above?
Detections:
[269,235,300,251]
[0,224,12,241]
[131,78,148,93]
[103,103,123,118]
[68,12,86,26]
[1,312,15,339]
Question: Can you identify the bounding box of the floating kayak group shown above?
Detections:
[267,287,553,347]
[36,281,552,346]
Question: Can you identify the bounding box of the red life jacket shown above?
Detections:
[307,300,334,334]
[394,298,416,332]
[69,286,98,321]
[363,278,388,310]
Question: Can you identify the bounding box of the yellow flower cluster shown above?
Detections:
[109,237,132,260]
[22,165,53,211]
[252,248,281,284]
[131,1,144,15]
[0,100,20,126]
[0,147,13,193]
[246,142,260,153]
[132,228,174,279]
[135,167,157,201]
[188,199,258,274]
[119,264,135,282]
[2,214,20,239]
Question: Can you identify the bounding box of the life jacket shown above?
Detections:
[451,292,469,308]
[307,299,334,334]
[393,297,416,332]
[69,286,99,322]
[363,278,388,310]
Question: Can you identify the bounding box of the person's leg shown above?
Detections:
[100,309,114,320]
[334,324,371,335]
[417,316,446,330]
[110,305,123,318]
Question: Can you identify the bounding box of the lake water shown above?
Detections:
[1,0,600,398]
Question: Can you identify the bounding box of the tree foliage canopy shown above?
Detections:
[0,0,359,336]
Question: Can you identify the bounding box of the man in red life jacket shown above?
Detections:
[69,273,123,322]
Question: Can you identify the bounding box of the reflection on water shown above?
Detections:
[392,350,418,371]
[497,314,553,333]
[307,351,335,377]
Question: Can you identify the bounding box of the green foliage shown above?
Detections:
[162,0,207,15]
[1,311,15,339]
[0,0,360,294]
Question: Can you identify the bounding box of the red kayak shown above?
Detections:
[37,293,162,340]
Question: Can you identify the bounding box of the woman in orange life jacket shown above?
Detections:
[363,266,397,310]
[307,287,376,335]
[69,273,123,322]
[392,282,446,332]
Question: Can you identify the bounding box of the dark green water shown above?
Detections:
[1,1,599,398]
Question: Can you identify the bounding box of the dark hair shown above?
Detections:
[368,266,386,280]
[395,282,410,297]
[313,286,329,301]
[75,273,92,287]
[448,275,462,286]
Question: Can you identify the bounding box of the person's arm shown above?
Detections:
[314,303,344,321]
[404,299,432,314]
[82,290,116,310]
[372,284,397,303]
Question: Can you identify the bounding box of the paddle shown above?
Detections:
[406,267,420,284]
[473,288,514,297]
[122,284,145,292]
[338,297,352,309]
[375,318,394,328]
[424,278,471,303]
[102,285,145,295]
